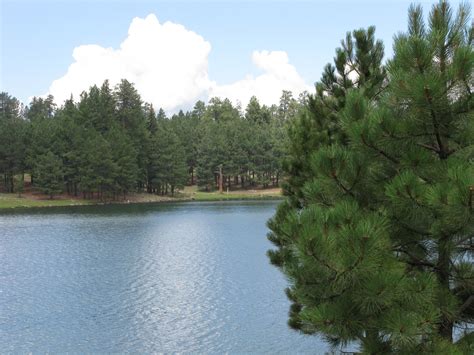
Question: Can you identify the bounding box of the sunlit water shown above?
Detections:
[0,201,328,353]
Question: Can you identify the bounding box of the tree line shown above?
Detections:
[0,82,302,199]
[268,1,473,353]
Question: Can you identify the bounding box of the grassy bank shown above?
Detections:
[191,189,282,202]
[0,186,282,210]
[0,193,92,209]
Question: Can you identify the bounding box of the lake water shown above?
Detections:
[0,201,328,353]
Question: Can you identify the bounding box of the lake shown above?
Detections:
[0,201,328,353]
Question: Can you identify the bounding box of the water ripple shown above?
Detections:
[0,201,328,353]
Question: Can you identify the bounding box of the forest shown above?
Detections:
[0,83,302,199]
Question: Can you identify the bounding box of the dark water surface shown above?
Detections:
[0,201,327,353]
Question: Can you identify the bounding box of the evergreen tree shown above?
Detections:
[26,95,56,121]
[268,2,473,353]
[283,25,386,207]
[107,127,138,197]
[278,90,299,121]
[153,123,188,195]
[55,98,83,196]
[34,151,64,199]
[98,80,116,133]
[114,79,149,188]
[79,133,118,199]
[0,93,26,192]
[0,92,21,120]
[196,123,218,191]
[157,107,167,121]
[145,103,158,135]
[169,109,199,185]
[15,174,24,197]
[77,85,102,129]
[26,111,62,185]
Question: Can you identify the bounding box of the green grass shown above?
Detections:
[184,185,282,201]
[0,194,92,209]
[0,187,282,210]
[191,191,282,201]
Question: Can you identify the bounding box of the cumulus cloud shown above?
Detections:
[45,14,309,112]
[209,50,311,108]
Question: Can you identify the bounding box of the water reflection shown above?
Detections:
[0,201,327,353]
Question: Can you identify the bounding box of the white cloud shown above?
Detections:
[44,14,310,112]
[209,50,311,108]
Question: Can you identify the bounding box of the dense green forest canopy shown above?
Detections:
[268,1,473,353]
[0,82,303,199]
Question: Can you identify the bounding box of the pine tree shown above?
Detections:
[268,2,473,353]
[278,90,299,122]
[98,80,116,133]
[114,79,149,188]
[26,95,56,121]
[0,93,27,193]
[166,132,188,195]
[78,133,117,199]
[34,151,64,199]
[159,125,188,195]
[56,98,83,196]
[169,109,199,185]
[145,103,158,135]
[196,123,218,191]
[107,127,138,198]
[283,25,386,207]
[15,174,24,197]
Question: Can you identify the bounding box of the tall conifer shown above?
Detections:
[268,2,473,352]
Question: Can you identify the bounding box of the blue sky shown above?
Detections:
[0,0,466,111]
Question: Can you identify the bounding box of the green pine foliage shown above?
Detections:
[34,151,64,199]
[153,123,188,195]
[1,81,296,198]
[107,127,138,197]
[268,1,473,353]
[0,93,27,193]
[196,123,218,191]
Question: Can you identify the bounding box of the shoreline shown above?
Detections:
[0,189,283,211]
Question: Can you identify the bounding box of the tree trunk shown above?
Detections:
[9,173,14,193]
[436,236,453,342]
[218,165,223,194]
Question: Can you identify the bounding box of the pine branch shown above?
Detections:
[360,134,399,164]
[396,248,437,269]
[330,171,355,197]
[392,217,429,236]
[416,142,441,153]
[423,86,450,159]
[308,251,339,274]
[348,165,363,192]
[328,158,356,197]
[459,295,474,314]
